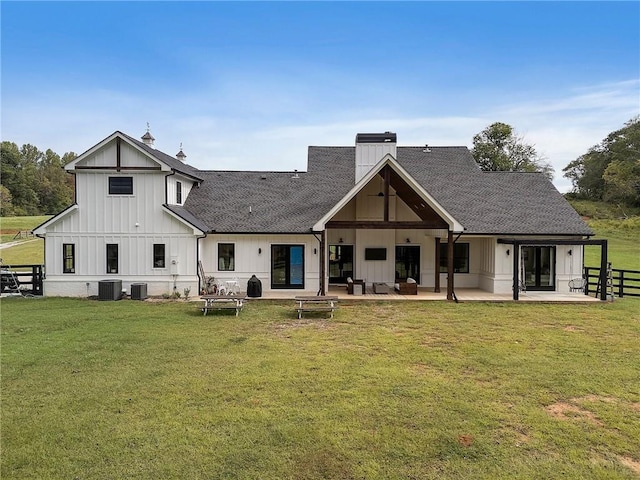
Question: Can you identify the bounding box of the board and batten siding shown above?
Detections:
[166,173,195,206]
[200,234,322,293]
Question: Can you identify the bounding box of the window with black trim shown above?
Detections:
[176,181,182,204]
[153,244,165,268]
[218,243,235,271]
[109,177,133,195]
[63,243,75,273]
[106,244,119,274]
[439,242,470,273]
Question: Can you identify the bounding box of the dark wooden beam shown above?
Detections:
[383,166,390,222]
[434,237,441,293]
[325,220,448,229]
[447,230,454,300]
[116,136,121,172]
[320,231,326,296]
[513,242,520,300]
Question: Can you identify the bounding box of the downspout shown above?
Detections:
[165,169,176,205]
[196,232,208,295]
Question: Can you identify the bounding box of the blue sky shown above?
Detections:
[2,1,638,192]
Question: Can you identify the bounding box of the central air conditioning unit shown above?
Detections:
[131,283,147,300]
[98,279,122,301]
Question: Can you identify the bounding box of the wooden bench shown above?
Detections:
[295,296,338,319]
[201,295,245,316]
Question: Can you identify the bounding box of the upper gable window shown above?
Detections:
[176,181,182,204]
[109,177,133,195]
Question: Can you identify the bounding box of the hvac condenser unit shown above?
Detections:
[98,279,122,301]
[131,283,148,300]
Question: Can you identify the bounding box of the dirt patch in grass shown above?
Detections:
[617,455,640,475]
[457,434,474,447]
[562,325,584,332]
[545,402,604,427]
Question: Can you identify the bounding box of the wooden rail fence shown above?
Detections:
[584,266,640,299]
[0,264,44,296]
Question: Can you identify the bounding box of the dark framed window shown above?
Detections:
[63,243,75,273]
[271,245,304,289]
[218,243,235,271]
[108,177,133,195]
[176,181,182,204]
[439,242,470,273]
[106,244,119,274]
[153,244,166,268]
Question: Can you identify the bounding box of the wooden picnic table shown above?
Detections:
[201,295,245,316]
[294,295,339,319]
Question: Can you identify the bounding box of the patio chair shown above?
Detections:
[568,277,586,293]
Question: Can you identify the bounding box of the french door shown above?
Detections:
[522,246,555,291]
[271,245,305,289]
[329,245,354,283]
[395,245,420,283]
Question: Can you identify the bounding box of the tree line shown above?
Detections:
[1,118,638,216]
[1,142,76,216]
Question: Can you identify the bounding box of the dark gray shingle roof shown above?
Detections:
[119,132,204,181]
[164,204,209,233]
[182,145,592,236]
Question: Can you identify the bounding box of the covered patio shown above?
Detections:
[238,285,601,303]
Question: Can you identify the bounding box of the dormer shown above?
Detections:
[355,132,397,183]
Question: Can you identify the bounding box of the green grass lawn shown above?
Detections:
[2,298,639,479]
[584,218,640,271]
[0,216,50,265]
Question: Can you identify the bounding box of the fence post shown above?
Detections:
[618,270,624,298]
[584,267,590,296]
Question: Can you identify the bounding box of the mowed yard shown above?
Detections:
[2,297,639,479]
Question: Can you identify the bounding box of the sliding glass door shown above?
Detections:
[271,245,305,289]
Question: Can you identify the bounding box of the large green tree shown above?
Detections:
[471,122,554,180]
[1,141,76,216]
[563,117,640,206]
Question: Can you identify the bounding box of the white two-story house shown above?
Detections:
[35,129,601,300]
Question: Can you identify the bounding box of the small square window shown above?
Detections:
[109,177,133,195]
